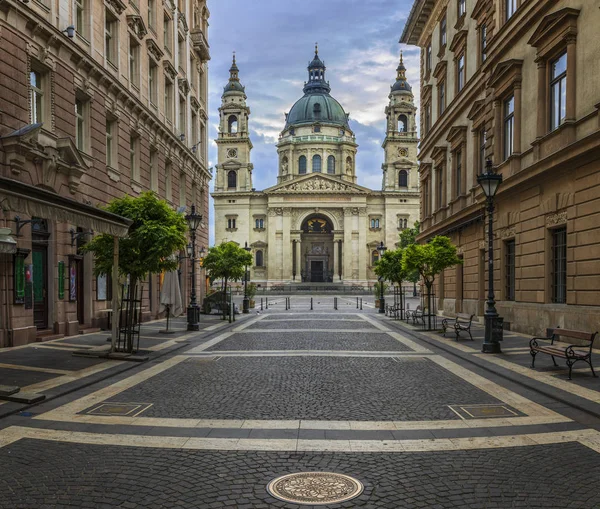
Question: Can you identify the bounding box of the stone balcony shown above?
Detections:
[190,27,210,62]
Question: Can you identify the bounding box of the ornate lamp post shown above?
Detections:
[242,241,251,314]
[377,241,387,313]
[477,159,503,353]
[184,205,202,331]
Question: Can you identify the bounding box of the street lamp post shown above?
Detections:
[184,205,202,331]
[377,241,387,313]
[242,241,251,314]
[477,159,503,353]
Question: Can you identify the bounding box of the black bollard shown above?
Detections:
[261,298,263,310]
[310,297,313,311]
[356,297,359,309]
[360,298,363,310]
[266,297,268,309]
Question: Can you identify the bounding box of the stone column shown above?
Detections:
[333,240,339,281]
[536,59,547,138]
[296,239,302,281]
[342,209,352,280]
[358,209,367,282]
[514,83,522,155]
[566,36,577,122]
[282,209,292,281]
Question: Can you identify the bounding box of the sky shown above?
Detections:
[206,0,420,244]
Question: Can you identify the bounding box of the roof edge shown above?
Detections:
[400,0,436,46]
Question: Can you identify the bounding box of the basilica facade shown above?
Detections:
[212,48,420,287]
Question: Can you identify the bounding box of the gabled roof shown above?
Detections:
[264,173,371,195]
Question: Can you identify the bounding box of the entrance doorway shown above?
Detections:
[310,261,324,282]
[32,219,50,330]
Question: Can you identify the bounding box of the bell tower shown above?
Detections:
[382,51,419,192]
[215,53,253,192]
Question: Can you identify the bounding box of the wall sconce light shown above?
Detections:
[63,26,76,38]
[191,141,201,153]
[179,133,185,142]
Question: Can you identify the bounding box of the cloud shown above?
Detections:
[207,0,418,245]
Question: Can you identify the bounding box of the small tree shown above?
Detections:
[374,249,406,286]
[84,191,187,290]
[402,235,462,329]
[399,221,421,295]
[203,242,253,319]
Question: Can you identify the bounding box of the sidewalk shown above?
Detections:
[0,314,236,419]
[379,314,600,421]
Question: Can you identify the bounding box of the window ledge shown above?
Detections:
[253,228,266,232]
[369,227,382,232]
[225,228,238,232]
[107,166,120,182]
[437,46,446,59]
[454,14,465,31]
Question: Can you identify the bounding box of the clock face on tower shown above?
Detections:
[227,149,238,158]
[398,147,408,157]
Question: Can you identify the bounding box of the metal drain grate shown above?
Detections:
[83,402,153,417]
[267,472,364,505]
[449,404,519,419]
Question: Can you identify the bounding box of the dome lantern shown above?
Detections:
[223,52,245,95]
[391,50,413,94]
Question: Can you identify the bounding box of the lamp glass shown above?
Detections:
[186,244,192,258]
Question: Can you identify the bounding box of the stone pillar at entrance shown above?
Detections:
[296,239,302,281]
[333,239,342,282]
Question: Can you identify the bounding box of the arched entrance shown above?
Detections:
[300,215,334,282]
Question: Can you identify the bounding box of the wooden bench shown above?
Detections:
[530,328,598,380]
[442,313,475,341]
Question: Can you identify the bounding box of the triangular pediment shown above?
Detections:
[264,174,370,195]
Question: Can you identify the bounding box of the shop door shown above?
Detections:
[32,245,48,329]
[310,261,324,282]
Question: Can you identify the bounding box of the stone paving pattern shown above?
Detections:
[1,438,599,508]
[106,357,503,421]
[0,348,108,371]
[245,320,377,330]
[0,367,59,387]
[208,332,410,352]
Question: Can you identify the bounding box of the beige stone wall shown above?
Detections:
[402,0,600,335]
[0,0,211,345]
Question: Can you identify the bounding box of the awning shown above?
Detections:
[0,177,132,237]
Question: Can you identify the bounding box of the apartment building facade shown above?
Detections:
[0,0,211,346]
[401,0,600,335]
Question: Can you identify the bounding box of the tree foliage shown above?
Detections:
[402,235,462,290]
[374,249,406,285]
[83,192,187,285]
[203,242,253,318]
[399,221,421,284]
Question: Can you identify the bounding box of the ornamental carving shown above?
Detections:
[127,14,148,40]
[279,177,356,193]
[546,211,567,227]
[178,77,190,96]
[146,39,164,62]
[500,227,516,239]
[106,0,126,15]
[163,60,177,81]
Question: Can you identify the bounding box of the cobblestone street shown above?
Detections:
[1,302,599,508]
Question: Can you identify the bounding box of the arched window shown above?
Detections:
[327,155,335,174]
[312,154,322,173]
[255,218,264,229]
[313,103,321,119]
[298,155,307,174]
[345,156,352,174]
[227,170,237,189]
[398,170,408,187]
[404,218,408,228]
[398,114,408,132]
[228,115,238,134]
[372,250,379,265]
[256,250,264,267]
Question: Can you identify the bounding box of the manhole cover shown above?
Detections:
[267,472,363,505]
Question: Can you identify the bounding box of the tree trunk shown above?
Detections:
[222,278,228,320]
[426,281,433,331]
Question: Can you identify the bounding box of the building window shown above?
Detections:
[129,38,140,89]
[423,177,430,217]
[105,118,116,168]
[178,36,186,74]
[313,125,321,133]
[165,78,173,123]
[479,129,486,174]
[179,172,186,207]
[436,167,444,209]
[298,155,307,174]
[503,95,515,160]
[256,250,264,267]
[551,227,567,304]
[150,149,158,192]
[149,60,158,106]
[506,0,517,21]
[228,115,238,134]
[399,218,408,229]
[255,218,264,229]
[165,160,172,202]
[371,250,379,266]
[227,218,237,229]
[438,81,446,116]
[398,170,408,187]
[227,171,237,189]
[130,135,139,182]
[29,70,44,124]
[480,24,487,64]
[505,239,515,301]
[426,42,432,75]
[75,0,88,39]
[312,154,321,173]
[179,96,186,135]
[424,101,432,134]
[440,15,447,48]
[550,52,567,131]
[455,149,462,197]
[398,114,408,132]
[370,218,380,228]
[105,9,118,67]
[327,155,335,174]
[163,13,172,52]
[148,0,156,29]
[75,99,87,151]
[457,53,465,92]
[458,0,466,18]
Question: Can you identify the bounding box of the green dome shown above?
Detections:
[285,93,349,128]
